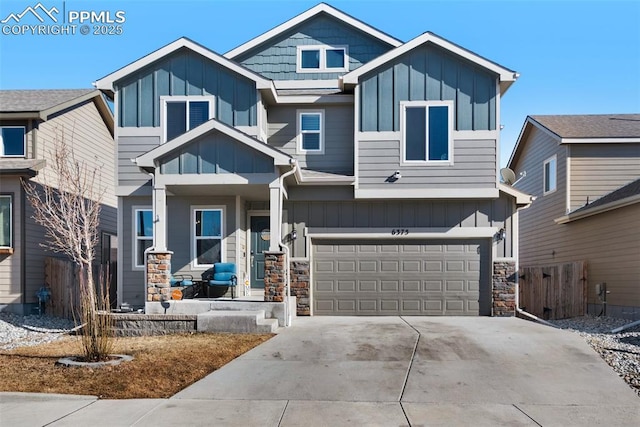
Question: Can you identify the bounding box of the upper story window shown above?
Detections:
[0,195,12,249]
[192,207,224,268]
[133,208,153,268]
[297,45,348,73]
[1,126,26,157]
[401,101,453,164]
[161,96,214,142]
[297,110,324,154]
[544,155,557,194]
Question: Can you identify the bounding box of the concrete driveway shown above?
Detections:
[2,317,638,426]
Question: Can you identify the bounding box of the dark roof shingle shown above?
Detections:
[0,89,96,113]
[530,114,640,139]
[572,177,640,215]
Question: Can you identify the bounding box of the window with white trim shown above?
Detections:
[297,45,348,73]
[1,126,26,157]
[133,208,153,268]
[162,96,214,142]
[0,195,12,248]
[192,207,224,268]
[297,110,324,153]
[544,155,557,194]
[401,101,453,163]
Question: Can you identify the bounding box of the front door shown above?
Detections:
[250,216,270,289]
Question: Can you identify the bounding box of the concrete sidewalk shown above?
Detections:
[1,317,638,426]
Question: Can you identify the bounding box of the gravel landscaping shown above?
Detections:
[550,315,640,398]
[1,312,638,398]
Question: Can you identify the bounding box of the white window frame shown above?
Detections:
[543,155,557,195]
[160,96,215,143]
[296,45,349,73]
[0,194,13,249]
[132,207,153,269]
[400,100,454,165]
[0,126,26,157]
[297,110,325,154]
[191,206,225,269]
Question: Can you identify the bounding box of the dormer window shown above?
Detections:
[297,45,348,73]
[161,96,214,142]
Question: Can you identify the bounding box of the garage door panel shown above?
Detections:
[313,239,490,316]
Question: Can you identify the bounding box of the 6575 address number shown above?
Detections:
[391,229,409,236]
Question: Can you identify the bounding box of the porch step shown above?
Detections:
[197,310,278,334]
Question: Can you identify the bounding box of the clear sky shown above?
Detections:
[1,0,639,166]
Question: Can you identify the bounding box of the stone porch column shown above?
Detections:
[147,250,173,302]
[493,260,516,316]
[264,251,285,302]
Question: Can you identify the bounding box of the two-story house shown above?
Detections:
[96,3,531,316]
[0,89,117,315]
[508,115,640,320]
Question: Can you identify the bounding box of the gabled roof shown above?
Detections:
[508,114,640,168]
[530,114,640,140]
[555,177,640,224]
[341,31,518,95]
[224,3,402,60]
[0,89,113,134]
[94,37,274,96]
[135,118,291,168]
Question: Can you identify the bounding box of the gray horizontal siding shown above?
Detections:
[513,127,568,272]
[0,178,22,305]
[358,137,496,188]
[268,104,354,174]
[118,49,257,128]
[360,45,497,132]
[235,14,393,80]
[284,195,514,259]
[159,131,274,175]
[569,144,640,211]
[520,203,640,308]
[118,136,160,187]
[121,196,238,307]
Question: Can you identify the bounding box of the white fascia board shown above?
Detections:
[307,227,499,239]
[507,117,561,169]
[275,94,354,104]
[559,137,640,144]
[157,173,278,186]
[342,32,518,90]
[224,3,402,60]
[135,119,291,167]
[354,188,499,199]
[293,168,355,185]
[94,37,273,92]
[554,194,640,224]
[273,80,341,90]
[498,183,534,206]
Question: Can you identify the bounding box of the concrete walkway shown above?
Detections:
[1,317,638,426]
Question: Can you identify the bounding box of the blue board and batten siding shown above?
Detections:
[159,131,274,175]
[235,14,394,80]
[118,49,257,128]
[360,45,497,132]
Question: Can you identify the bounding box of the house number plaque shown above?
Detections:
[391,229,409,235]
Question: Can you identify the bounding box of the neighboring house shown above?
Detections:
[0,89,117,315]
[95,3,531,316]
[508,114,640,320]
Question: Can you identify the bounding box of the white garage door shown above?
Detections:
[312,239,490,316]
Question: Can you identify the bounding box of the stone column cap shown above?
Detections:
[147,250,175,255]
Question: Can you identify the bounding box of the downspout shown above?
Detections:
[277,159,298,327]
[142,171,156,298]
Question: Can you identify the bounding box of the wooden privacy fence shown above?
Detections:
[518,261,587,320]
[44,257,80,319]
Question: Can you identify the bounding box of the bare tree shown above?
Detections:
[23,126,113,361]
